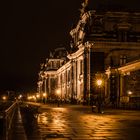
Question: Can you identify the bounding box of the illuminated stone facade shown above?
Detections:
[38,4,140,106]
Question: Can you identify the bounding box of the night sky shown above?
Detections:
[0,0,139,93]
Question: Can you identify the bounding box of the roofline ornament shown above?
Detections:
[80,0,89,17]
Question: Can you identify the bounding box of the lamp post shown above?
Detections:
[96,79,103,113]
[2,96,7,101]
[127,91,132,96]
[43,93,47,104]
[36,94,40,102]
[127,90,132,106]
[96,79,102,88]
[56,89,61,107]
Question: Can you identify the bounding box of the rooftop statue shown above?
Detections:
[80,0,89,17]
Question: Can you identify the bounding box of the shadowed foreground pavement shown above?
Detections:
[13,104,140,140]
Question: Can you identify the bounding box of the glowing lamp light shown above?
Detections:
[56,89,61,95]
[128,91,132,95]
[18,94,22,99]
[2,96,7,101]
[43,93,47,97]
[32,95,36,99]
[96,79,103,87]
[27,96,32,100]
[36,94,40,98]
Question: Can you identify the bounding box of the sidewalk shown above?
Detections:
[11,107,27,140]
[23,102,140,140]
[25,102,140,115]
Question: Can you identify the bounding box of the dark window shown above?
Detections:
[120,55,127,65]
[118,31,128,42]
[67,70,70,82]
[80,60,83,74]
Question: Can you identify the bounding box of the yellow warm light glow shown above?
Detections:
[32,95,36,98]
[56,89,61,95]
[96,79,103,87]
[36,94,40,98]
[18,94,22,99]
[27,95,37,100]
[43,93,47,97]
[27,96,32,100]
[19,94,22,98]
[2,96,7,100]
[128,91,132,95]
[32,95,36,101]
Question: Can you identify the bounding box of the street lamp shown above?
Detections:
[36,94,40,98]
[43,93,47,104]
[56,89,61,96]
[36,94,40,103]
[127,90,132,104]
[96,78,104,113]
[2,96,7,101]
[96,79,103,87]
[127,91,132,96]
[18,94,23,100]
[43,93,47,97]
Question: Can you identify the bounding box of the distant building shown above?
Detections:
[38,1,140,107]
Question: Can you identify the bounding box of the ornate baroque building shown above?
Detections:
[38,1,140,107]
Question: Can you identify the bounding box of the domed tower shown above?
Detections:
[38,47,69,101]
[45,47,68,71]
[53,47,68,60]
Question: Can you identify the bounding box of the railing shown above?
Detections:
[0,101,18,140]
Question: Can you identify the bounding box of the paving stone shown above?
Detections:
[17,104,140,140]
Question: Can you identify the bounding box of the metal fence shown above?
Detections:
[0,101,17,140]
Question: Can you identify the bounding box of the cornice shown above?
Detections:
[92,41,140,50]
[44,71,57,76]
[118,59,140,73]
[57,61,71,74]
[67,44,85,59]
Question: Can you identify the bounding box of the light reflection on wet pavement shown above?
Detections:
[24,106,140,140]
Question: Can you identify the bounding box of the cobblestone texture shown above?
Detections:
[19,104,140,140]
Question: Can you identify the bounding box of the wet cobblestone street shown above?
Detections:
[21,105,140,140]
